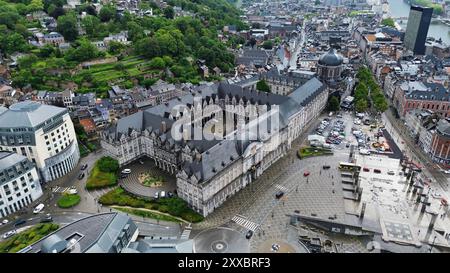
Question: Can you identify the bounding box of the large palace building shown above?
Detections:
[101,76,327,216]
[0,101,80,182]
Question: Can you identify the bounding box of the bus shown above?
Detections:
[339,162,361,171]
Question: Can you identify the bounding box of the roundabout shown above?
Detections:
[193,227,250,253]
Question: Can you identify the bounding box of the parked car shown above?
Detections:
[121,169,131,174]
[78,172,85,180]
[1,219,9,225]
[322,165,331,170]
[373,169,381,174]
[275,191,284,199]
[2,230,16,239]
[167,191,174,198]
[14,219,26,226]
[245,230,253,239]
[154,192,159,199]
[359,149,370,155]
[387,170,395,175]
[33,203,44,214]
[80,164,88,170]
[303,171,310,177]
[67,187,77,195]
[40,214,53,223]
[160,191,166,198]
[363,168,370,172]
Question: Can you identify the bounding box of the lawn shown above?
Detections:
[86,165,117,190]
[73,56,151,84]
[99,187,204,223]
[57,194,81,208]
[0,223,59,253]
[115,207,182,223]
[298,146,333,159]
[86,157,119,190]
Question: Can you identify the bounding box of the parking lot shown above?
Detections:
[311,110,404,160]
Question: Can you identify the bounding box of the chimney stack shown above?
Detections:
[160,121,167,133]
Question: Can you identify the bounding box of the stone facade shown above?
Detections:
[101,76,328,216]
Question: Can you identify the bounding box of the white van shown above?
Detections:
[160,191,166,198]
[33,203,45,214]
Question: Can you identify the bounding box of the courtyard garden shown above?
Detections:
[99,187,203,223]
[86,156,119,190]
[138,172,165,187]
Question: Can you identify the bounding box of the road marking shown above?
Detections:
[274,184,289,192]
[232,215,259,232]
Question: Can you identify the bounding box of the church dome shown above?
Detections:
[318,48,344,66]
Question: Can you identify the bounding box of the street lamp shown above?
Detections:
[429,235,437,253]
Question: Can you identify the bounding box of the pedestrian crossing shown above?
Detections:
[180,225,192,240]
[52,186,70,193]
[232,215,259,232]
[274,184,289,192]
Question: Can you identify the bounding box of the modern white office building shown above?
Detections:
[0,151,43,217]
[0,101,80,182]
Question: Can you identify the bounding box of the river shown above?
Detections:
[387,0,450,44]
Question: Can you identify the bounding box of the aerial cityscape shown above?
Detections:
[1,0,450,256]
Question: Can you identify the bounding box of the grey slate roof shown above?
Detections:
[404,82,450,101]
[0,101,66,129]
[0,152,27,173]
[289,77,325,107]
[108,77,325,184]
[26,212,136,253]
[437,119,450,138]
[318,48,344,66]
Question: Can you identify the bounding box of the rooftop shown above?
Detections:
[0,101,67,129]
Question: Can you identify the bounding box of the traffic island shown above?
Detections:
[86,156,119,190]
[57,194,81,208]
[298,147,333,159]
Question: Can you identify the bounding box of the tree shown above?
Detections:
[164,6,174,19]
[82,15,101,38]
[0,33,29,54]
[381,18,395,28]
[57,13,78,41]
[38,44,55,58]
[261,40,273,50]
[355,99,368,113]
[108,41,125,55]
[65,38,103,62]
[18,54,38,69]
[99,4,116,22]
[256,80,271,92]
[134,37,161,59]
[27,0,44,12]
[97,156,119,173]
[149,57,166,69]
[48,4,65,18]
[327,96,340,112]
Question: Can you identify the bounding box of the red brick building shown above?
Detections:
[393,81,450,118]
[430,119,450,165]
